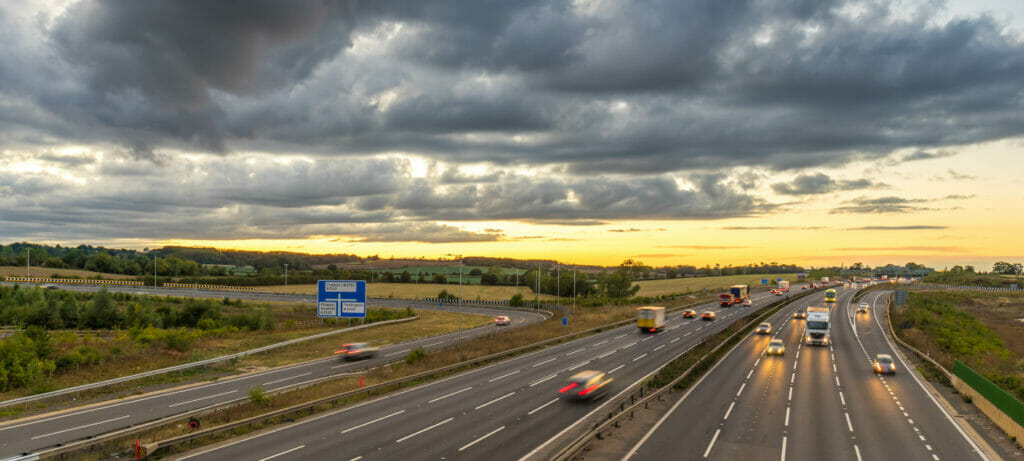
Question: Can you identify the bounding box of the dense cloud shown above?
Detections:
[771,173,884,195]
[0,0,1021,243]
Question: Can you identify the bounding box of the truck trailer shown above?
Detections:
[637,306,666,333]
[719,285,750,306]
[805,306,831,345]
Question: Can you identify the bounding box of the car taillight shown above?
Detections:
[559,383,579,393]
[578,383,601,396]
[650,328,656,332]
[334,350,346,355]
[348,350,360,355]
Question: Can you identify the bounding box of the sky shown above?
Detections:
[1,0,1023,270]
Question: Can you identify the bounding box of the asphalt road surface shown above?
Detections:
[0,289,546,458]
[626,287,987,461]
[172,291,789,461]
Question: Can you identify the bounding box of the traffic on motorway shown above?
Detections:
[626,285,988,461]
[169,291,783,460]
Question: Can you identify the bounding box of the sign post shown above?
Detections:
[317,280,367,322]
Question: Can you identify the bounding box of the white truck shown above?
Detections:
[778,280,790,292]
[805,306,831,346]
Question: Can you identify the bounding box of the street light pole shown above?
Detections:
[446,253,463,347]
[284,263,289,287]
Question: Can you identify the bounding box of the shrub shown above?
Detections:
[405,347,427,365]
[510,294,524,307]
[248,386,271,406]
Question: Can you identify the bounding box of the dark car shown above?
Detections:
[755,322,772,334]
[793,309,807,319]
[560,370,613,401]
[334,342,379,361]
[873,354,897,374]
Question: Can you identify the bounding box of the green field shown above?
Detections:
[633,273,801,297]
[256,273,802,301]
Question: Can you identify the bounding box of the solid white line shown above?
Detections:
[258,445,305,461]
[855,445,862,461]
[704,428,721,458]
[781,436,787,461]
[168,390,237,407]
[396,417,453,442]
[736,382,746,397]
[459,426,506,451]
[528,398,559,415]
[385,348,411,357]
[341,410,405,433]
[597,350,617,359]
[632,353,648,362]
[475,392,515,410]
[608,364,626,374]
[262,372,312,386]
[488,370,521,382]
[428,387,472,403]
[785,406,790,426]
[566,348,586,356]
[653,344,666,352]
[532,357,557,367]
[845,412,854,432]
[724,401,735,420]
[30,414,130,440]
[568,360,591,371]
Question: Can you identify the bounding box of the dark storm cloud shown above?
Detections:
[0,0,1018,173]
[771,173,885,195]
[1,0,1020,244]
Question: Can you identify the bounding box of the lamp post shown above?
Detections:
[284,263,289,287]
[446,253,463,347]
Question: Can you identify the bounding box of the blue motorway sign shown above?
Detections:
[317,280,366,318]
[562,317,568,326]
[777,278,783,282]
[761,279,768,285]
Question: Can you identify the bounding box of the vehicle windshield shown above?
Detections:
[807,321,828,330]
[878,357,893,364]
[769,340,783,346]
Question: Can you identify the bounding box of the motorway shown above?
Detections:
[0,288,546,458]
[172,290,788,461]
[626,286,987,460]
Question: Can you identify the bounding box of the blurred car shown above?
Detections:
[774,290,784,296]
[701,311,716,321]
[801,285,807,290]
[494,315,511,326]
[45,284,59,290]
[873,354,897,374]
[856,302,869,313]
[560,370,612,401]
[755,322,772,334]
[743,299,753,307]
[770,289,778,295]
[334,342,379,361]
[767,339,786,355]
[682,309,697,318]
[793,309,807,319]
